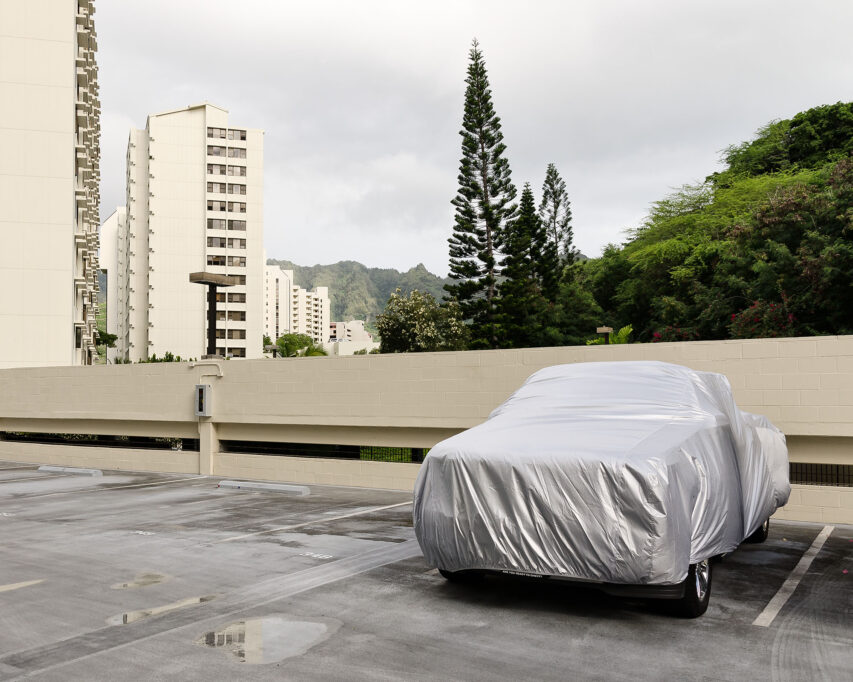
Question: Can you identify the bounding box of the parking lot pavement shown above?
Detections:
[0,459,850,681]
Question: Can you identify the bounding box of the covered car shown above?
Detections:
[413,361,790,617]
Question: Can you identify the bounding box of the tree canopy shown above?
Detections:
[377,289,468,353]
[444,39,517,349]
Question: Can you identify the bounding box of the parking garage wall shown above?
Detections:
[1,335,852,522]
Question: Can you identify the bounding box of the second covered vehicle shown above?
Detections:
[413,361,790,617]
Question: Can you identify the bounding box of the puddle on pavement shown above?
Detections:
[107,595,215,625]
[111,572,169,590]
[198,615,341,664]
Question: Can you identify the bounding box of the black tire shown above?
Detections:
[744,517,770,544]
[672,559,712,618]
[438,568,483,584]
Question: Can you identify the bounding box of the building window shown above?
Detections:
[207,164,227,175]
[227,329,246,339]
[227,238,246,249]
[227,220,246,231]
[227,202,246,213]
[227,148,246,159]
[207,182,227,193]
[207,200,226,212]
[228,347,246,358]
[207,127,226,139]
[227,184,247,195]
[207,236,226,248]
[215,293,227,303]
[207,255,226,266]
[227,256,246,267]
[215,330,227,339]
[216,310,227,321]
[227,129,247,141]
[228,274,247,285]
[228,310,246,321]
[227,165,247,177]
[228,292,246,303]
[207,145,226,157]
[207,218,227,230]
[216,346,227,355]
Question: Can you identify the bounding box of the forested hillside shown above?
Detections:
[267,259,451,324]
[581,101,853,342]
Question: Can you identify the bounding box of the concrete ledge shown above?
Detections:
[773,484,853,524]
[217,480,310,496]
[0,441,200,475]
[38,465,102,476]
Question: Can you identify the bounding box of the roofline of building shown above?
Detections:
[148,102,229,120]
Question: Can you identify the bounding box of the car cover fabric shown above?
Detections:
[413,361,790,585]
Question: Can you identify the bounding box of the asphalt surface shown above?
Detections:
[0,459,850,681]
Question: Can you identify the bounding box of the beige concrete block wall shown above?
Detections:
[0,440,199,475]
[1,335,852,522]
[774,485,853,525]
[214,453,421,491]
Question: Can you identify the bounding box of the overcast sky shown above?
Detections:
[98,0,853,276]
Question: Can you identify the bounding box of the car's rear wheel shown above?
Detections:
[745,517,770,544]
[439,569,483,584]
[672,559,711,618]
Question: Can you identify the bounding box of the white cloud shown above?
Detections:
[98,0,853,276]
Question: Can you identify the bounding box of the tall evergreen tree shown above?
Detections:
[539,163,576,264]
[445,39,517,349]
[530,192,561,303]
[498,184,547,347]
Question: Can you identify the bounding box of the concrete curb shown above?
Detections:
[38,465,103,476]
[217,480,310,496]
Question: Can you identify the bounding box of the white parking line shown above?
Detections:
[213,500,413,544]
[0,579,44,593]
[753,525,834,627]
[0,474,73,483]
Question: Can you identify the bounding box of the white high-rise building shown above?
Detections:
[263,263,292,343]
[291,284,331,345]
[116,103,264,360]
[0,0,101,368]
[99,208,125,363]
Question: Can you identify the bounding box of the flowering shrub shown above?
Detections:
[376,289,469,353]
[728,298,796,339]
[651,326,699,343]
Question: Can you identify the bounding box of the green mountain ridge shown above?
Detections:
[266,259,452,324]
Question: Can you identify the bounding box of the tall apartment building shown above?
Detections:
[0,0,101,368]
[263,263,292,343]
[116,103,264,361]
[98,208,125,363]
[263,262,331,345]
[291,284,331,345]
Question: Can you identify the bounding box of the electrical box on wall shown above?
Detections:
[194,384,212,417]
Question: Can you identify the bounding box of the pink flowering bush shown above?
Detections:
[728,297,796,339]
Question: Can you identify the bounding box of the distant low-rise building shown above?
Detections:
[330,320,373,343]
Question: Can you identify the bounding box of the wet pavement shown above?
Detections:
[0,459,850,681]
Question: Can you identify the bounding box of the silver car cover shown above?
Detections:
[413,361,790,585]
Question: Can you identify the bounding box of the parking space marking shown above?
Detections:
[0,474,73,483]
[753,524,834,627]
[213,500,413,544]
[5,475,208,500]
[0,579,44,593]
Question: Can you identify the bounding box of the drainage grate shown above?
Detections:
[789,462,852,487]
